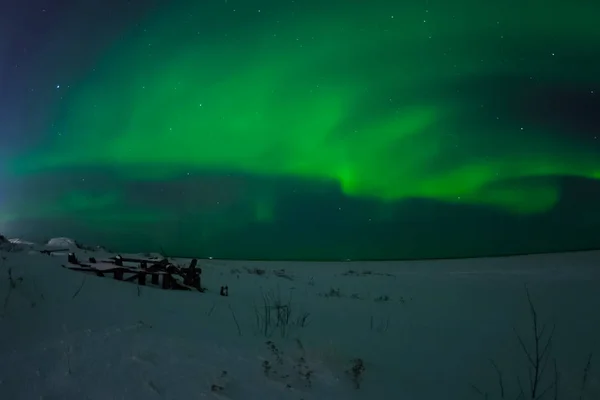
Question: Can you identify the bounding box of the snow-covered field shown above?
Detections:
[0,237,599,399]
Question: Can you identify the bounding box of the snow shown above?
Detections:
[46,237,79,248]
[0,241,599,399]
[8,238,35,245]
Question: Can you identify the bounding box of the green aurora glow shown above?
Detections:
[3,0,600,258]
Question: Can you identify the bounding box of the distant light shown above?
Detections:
[56,85,60,89]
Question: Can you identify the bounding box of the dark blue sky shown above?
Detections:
[1,0,600,259]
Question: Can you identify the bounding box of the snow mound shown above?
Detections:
[0,234,31,252]
[46,237,78,248]
[8,238,36,245]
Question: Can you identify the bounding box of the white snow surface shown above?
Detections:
[8,238,35,245]
[46,237,79,248]
[0,242,599,399]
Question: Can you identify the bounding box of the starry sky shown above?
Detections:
[1,0,599,260]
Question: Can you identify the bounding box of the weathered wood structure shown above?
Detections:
[61,252,204,292]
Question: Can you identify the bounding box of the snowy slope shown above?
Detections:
[7,238,35,245]
[0,241,599,399]
[46,237,79,248]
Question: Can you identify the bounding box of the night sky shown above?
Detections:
[1,0,599,260]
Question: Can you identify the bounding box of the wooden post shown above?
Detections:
[185,258,198,286]
[114,269,123,280]
[115,256,123,266]
[68,253,78,264]
[196,269,202,291]
[162,273,171,289]
[138,272,146,285]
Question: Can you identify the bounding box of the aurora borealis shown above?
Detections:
[1,0,599,259]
